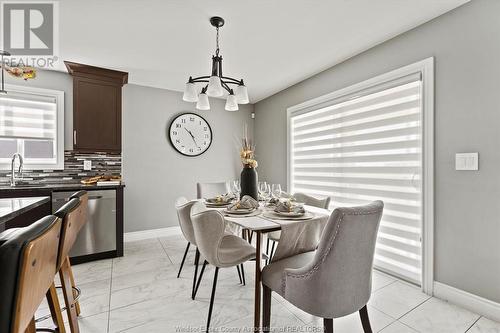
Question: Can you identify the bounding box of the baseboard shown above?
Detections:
[434,282,500,322]
[124,226,181,242]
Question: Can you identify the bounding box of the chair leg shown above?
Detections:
[66,259,81,317]
[60,257,80,333]
[262,285,272,332]
[191,249,200,300]
[206,267,220,333]
[359,305,372,333]
[248,231,254,243]
[236,265,242,284]
[240,263,246,286]
[265,238,270,265]
[193,260,207,299]
[25,317,36,333]
[323,318,333,333]
[177,242,190,278]
[269,241,276,262]
[46,282,66,333]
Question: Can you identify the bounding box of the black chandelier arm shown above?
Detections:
[220,80,233,94]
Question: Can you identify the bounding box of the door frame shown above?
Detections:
[286,57,435,295]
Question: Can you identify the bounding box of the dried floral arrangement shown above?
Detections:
[239,124,258,168]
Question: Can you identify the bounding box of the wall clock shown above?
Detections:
[169,113,213,156]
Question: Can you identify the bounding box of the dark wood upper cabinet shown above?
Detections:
[65,61,128,152]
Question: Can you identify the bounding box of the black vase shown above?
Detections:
[240,166,258,200]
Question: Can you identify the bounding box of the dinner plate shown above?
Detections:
[263,211,315,220]
[205,200,231,207]
[273,210,305,218]
[224,208,255,215]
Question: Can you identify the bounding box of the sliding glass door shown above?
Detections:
[288,73,423,285]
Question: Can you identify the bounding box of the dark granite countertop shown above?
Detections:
[0,196,51,225]
[0,182,125,193]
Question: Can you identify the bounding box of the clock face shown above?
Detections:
[169,113,213,156]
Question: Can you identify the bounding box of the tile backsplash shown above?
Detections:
[0,151,121,186]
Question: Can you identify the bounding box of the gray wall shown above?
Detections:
[122,84,254,232]
[254,0,500,302]
[5,70,74,150]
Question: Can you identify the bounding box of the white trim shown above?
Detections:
[0,84,65,170]
[124,226,181,242]
[286,57,435,294]
[434,282,500,322]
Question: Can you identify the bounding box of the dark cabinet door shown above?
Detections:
[73,77,122,151]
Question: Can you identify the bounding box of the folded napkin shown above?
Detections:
[206,193,234,204]
[275,200,305,214]
[228,195,259,211]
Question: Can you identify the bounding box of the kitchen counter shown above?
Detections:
[0,196,51,229]
[0,183,125,198]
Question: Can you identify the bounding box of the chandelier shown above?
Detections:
[182,16,248,111]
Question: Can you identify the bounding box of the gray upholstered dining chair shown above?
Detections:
[175,197,203,299]
[266,192,331,263]
[196,181,230,199]
[262,201,384,333]
[190,202,256,333]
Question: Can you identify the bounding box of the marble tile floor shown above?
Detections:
[35,235,500,333]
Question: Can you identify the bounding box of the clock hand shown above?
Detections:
[184,128,200,148]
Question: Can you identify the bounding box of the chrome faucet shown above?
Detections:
[10,153,23,186]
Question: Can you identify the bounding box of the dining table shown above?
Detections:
[209,202,331,331]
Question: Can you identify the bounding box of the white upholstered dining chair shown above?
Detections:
[190,202,256,332]
[196,181,230,199]
[266,192,331,262]
[262,201,384,333]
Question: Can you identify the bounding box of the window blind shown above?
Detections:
[289,73,423,284]
[0,91,57,140]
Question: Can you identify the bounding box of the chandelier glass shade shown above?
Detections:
[182,16,248,111]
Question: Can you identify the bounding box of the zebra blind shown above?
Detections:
[289,73,423,284]
[0,91,57,140]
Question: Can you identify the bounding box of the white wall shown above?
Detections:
[254,0,500,303]
[122,84,254,232]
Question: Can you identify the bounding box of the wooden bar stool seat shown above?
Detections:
[0,215,63,333]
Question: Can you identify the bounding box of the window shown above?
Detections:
[0,85,64,169]
[288,63,432,286]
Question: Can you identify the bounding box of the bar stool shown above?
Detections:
[50,191,88,333]
[0,215,63,333]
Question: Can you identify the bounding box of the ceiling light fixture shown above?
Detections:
[183,16,248,111]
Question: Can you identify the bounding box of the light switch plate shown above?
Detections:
[83,160,92,171]
[455,153,478,171]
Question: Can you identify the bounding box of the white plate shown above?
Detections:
[273,210,305,218]
[224,208,255,215]
[263,211,315,220]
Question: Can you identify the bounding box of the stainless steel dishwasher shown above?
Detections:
[52,190,117,257]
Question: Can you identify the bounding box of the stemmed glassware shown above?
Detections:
[258,181,268,201]
[232,180,241,200]
[271,183,282,200]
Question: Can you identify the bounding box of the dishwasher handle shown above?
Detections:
[53,195,103,203]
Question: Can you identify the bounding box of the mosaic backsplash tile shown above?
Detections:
[0,151,121,186]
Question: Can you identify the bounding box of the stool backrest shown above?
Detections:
[0,215,61,333]
[54,191,88,269]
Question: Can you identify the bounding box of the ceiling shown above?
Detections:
[56,0,469,102]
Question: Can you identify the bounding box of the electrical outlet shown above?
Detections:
[83,160,92,171]
[455,153,478,171]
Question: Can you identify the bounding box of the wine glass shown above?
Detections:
[232,180,241,200]
[271,184,282,200]
[258,181,268,200]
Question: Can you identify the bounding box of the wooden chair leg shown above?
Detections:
[46,282,66,333]
[25,317,36,333]
[60,257,80,333]
[359,305,372,333]
[191,248,200,300]
[193,260,207,299]
[66,258,81,317]
[206,267,219,333]
[262,285,272,333]
[177,242,190,278]
[323,318,333,333]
